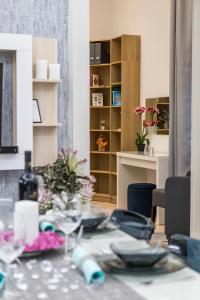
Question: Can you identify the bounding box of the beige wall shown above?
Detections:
[90,0,170,153]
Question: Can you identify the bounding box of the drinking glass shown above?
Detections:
[0,198,14,231]
[53,194,82,252]
[0,199,26,294]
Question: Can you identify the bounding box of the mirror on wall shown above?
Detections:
[146,97,169,135]
[0,51,17,151]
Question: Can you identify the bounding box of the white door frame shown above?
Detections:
[68,0,90,172]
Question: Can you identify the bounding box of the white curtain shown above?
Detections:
[169,0,193,176]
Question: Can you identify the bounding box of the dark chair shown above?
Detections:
[165,176,190,238]
[151,171,191,238]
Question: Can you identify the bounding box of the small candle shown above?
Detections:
[49,64,60,80]
[14,201,39,244]
[36,59,48,79]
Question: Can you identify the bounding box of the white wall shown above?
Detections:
[90,0,170,153]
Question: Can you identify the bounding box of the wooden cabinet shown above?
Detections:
[90,35,141,203]
[32,38,61,167]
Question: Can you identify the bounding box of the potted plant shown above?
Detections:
[96,134,108,152]
[133,106,159,152]
[35,148,96,213]
[133,106,149,152]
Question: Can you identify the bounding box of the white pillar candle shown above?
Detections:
[49,64,60,80]
[36,59,48,79]
[14,201,39,244]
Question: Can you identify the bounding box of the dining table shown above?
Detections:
[1,226,200,300]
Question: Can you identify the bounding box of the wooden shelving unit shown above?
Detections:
[90,35,141,203]
[32,38,61,167]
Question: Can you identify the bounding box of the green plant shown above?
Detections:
[35,149,91,195]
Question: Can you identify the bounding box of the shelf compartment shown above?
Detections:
[111,37,121,63]
[90,153,110,171]
[90,131,110,152]
[90,65,110,87]
[111,107,121,130]
[111,63,121,84]
[110,174,117,197]
[110,154,117,173]
[90,109,110,130]
[90,88,110,106]
[110,132,121,152]
[91,173,110,195]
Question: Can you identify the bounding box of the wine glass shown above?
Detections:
[53,194,82,252]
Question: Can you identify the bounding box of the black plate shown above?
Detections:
[111,245,168,267]
[81,212,108,231]
[99,255,185,275]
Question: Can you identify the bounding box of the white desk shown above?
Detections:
[117,151,169,223]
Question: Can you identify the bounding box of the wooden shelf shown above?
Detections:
[90,106,110,109]
[94,193,110,198]
[110,172,117,176]
[112,82,121,86]
[33,79,61,83]
[111,129,121,132]
[90,129,110,132]
[90,63,110,67]
[111,61,122,65]
[90,85,110,89]
[90,35,140,203]
[33,123,62,127]
[91,170,110,174]
[33,38,60,167]
[90,151,110,155]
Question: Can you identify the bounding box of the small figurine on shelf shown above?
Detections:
[100,120,106,130]
[96,134,108,152]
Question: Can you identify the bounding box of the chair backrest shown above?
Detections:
[165,176,190,237]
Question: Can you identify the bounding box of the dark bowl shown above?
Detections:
[111,245,169,267]
[81,212,108,231]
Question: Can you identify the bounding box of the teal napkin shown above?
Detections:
[0,272,5,291]
[39,221,57,232]
[72,245,105,284]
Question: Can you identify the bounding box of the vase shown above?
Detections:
[147,126,157,152]
[137,144,145,152]
[98,145,105,152]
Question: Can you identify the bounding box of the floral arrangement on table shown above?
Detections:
[133,105,159,152]
[35,148,96,213]
[96,134,108,152]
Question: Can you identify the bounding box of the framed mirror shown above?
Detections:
[146,97,169,135]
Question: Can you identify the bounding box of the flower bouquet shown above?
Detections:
[96,134,108,152]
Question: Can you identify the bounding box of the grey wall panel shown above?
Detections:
[0,0,70,200]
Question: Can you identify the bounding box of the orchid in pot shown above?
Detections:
[35,148,96,214]
[133,106,149,152]
[134,106,159,152]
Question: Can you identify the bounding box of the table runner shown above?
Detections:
[2,251,146,300]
